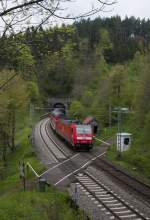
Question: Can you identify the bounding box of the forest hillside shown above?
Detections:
[0,16,150,182]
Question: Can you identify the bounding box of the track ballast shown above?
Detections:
[75,172,150,220]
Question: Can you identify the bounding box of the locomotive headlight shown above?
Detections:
[85,137,92,140]
[77,137,92,140]
[77,137,84,140]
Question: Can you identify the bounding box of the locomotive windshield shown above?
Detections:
[76,125,92,134]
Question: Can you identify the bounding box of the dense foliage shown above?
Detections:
[1,16,150,98]
[0,15,150,178]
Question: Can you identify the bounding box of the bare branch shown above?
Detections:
[0,0,117,90]
[35,0,60,31]
[97,0,117,6]
[37,0,114,20]
[2,14,17,36]
[0,0,117,41]
[0,0,44,17]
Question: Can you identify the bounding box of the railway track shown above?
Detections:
[45,120,69,158]
[38,119,150,201]
[34,119,149,217]
[39,119,67,162]
[35,118,150,219]
[75,172,150,220]
[93,157,150,203]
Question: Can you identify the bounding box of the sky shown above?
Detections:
[0,0,150,34]
[59,0,150,23]
[101,0,150,19]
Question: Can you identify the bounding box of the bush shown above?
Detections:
[69,100,85,119]
[0,191,77,220]
[123,151,150,179]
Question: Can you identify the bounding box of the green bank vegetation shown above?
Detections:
[0,116,83,220]
[1,15,150,218]
[69,52,150,182]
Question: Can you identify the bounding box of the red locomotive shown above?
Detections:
[50,108,94,151]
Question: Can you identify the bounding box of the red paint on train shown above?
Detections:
[50,109,93,151]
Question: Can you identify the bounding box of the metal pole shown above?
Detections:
[117,109,120,132]
[118,109,122,155]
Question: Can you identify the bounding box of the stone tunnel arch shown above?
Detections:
[47,97,72,111]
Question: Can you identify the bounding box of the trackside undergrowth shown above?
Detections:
[0,114,83,220]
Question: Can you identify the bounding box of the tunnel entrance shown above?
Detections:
[52,103,66,114]
[47,97,72,112]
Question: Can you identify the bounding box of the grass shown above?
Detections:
[106,145,150,184]
[105,137,150,184]
[100,126,118,140]
[0,112,83,220]
[94,117,150,184]
[0,113,44,195]
[0,190,79,220]
[94,125,117,147]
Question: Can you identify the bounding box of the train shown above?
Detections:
[49,107,94,151]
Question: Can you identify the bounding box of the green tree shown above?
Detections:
[27,81,40,104]
[69,100,84,119]
[0,70,28,160]
[16,44,35,80]
[140,112,150,154]
[109,65,126,106]
[96,29,113,55]
[81,90,94,108]
[38,42,78,98]
[135,54,150,127]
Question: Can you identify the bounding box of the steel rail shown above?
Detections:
[76,172,149,220]
[39,153,80,178]
[54,152,106,186]
[76,180,120,219]
[45,120,69,158]
[86,172,149,219]
[94,157,150,202]
[39,120,58,162]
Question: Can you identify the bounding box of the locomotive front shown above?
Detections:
[74,125,93,150]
